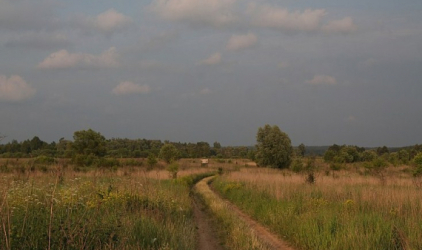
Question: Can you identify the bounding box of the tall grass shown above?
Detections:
[0,166,200,250]
[212,168,422,250]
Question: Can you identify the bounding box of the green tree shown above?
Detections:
[398,150,410,164]
[297,143,306,157]
[72,129,106,157]
[255,124,293,169]
[147,153,158,167]
[377,146,389,156]
[413,152,422,177]
[159,144,179,163]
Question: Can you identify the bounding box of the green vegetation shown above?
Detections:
[0,166,218,249]
[1,126,422,250]
[159,144,180,164]
[212,166,422,250]
[255,124,293,169]
[0,131,253,160]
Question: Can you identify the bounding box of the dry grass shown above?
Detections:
[213,164,422,249]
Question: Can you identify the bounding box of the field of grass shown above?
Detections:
[0,160,216,250]
[212,165,422,250]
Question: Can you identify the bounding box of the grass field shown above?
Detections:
[1,157,421,249]
[212,165,422,250]
[0,160,217,250]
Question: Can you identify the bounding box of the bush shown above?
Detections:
[330,163,342,171]
[167,162,179,179]
[72,154,97,167]
[290,158,304,173]
[412,152,422,177]
[34,155,55,165]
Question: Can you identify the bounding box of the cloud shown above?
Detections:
[4,32,70,50]
[322,17,357,33]
[247,3,326,32]
[73,9,132,35]
[112,81,151,95]
[306,75,337,85]
[94,9,132,33]
[0,75,36,102]
[38,47,120,69]
[200,52,222,65]
[226,32,257,51]
[150,0,237,28]
[150,1,357,34]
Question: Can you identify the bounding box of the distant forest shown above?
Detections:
[0,131,421,163]
[0,132,253,159]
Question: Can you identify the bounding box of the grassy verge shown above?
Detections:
[212,169,422,250]
[193,176,271,250]
[0,169,200,249]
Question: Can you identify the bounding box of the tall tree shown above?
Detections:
[72,129,106,157]
[298,143,306,157]
[159,144,180,163]
[255,124,293,169]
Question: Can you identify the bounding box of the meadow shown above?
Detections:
[1,156,421,250]
[0,158,215,250]
[212,162,422,250]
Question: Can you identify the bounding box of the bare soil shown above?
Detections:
[193,194,224,250]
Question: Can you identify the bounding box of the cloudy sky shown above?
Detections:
[0,0,421,147]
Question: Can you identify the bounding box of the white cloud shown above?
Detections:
[38,47,120,69]
[0,75,36,102]
[247,3,326,32]
[306,75,337,85]
[73,9,132,35]
[150,0,237,28]
[226,32,257,51]
[95,9,132,33]
[322,17,357,33]
[112,81,151,95]
[200,52,222,65]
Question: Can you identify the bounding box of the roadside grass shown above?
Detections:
[0,164,215,250]
[193,176,272,250]
[212,167,422,250]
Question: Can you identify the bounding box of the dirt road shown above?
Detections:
[193,194,224,250]
[194,176,295,250]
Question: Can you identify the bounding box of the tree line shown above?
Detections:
[0,129,253,159]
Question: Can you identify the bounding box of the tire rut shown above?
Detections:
[196,176,295,250]
[193,193,224,250]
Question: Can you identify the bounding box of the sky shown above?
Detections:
[0,0,421,147]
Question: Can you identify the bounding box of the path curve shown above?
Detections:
[197,176,295,250]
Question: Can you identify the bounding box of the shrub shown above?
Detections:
[290,158,304,173]
[167,162,179,179]
[34,155,55,165]
[330,163,342,171]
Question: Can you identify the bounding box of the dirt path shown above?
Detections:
[193,192,224,250]
[196,176,295,250]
